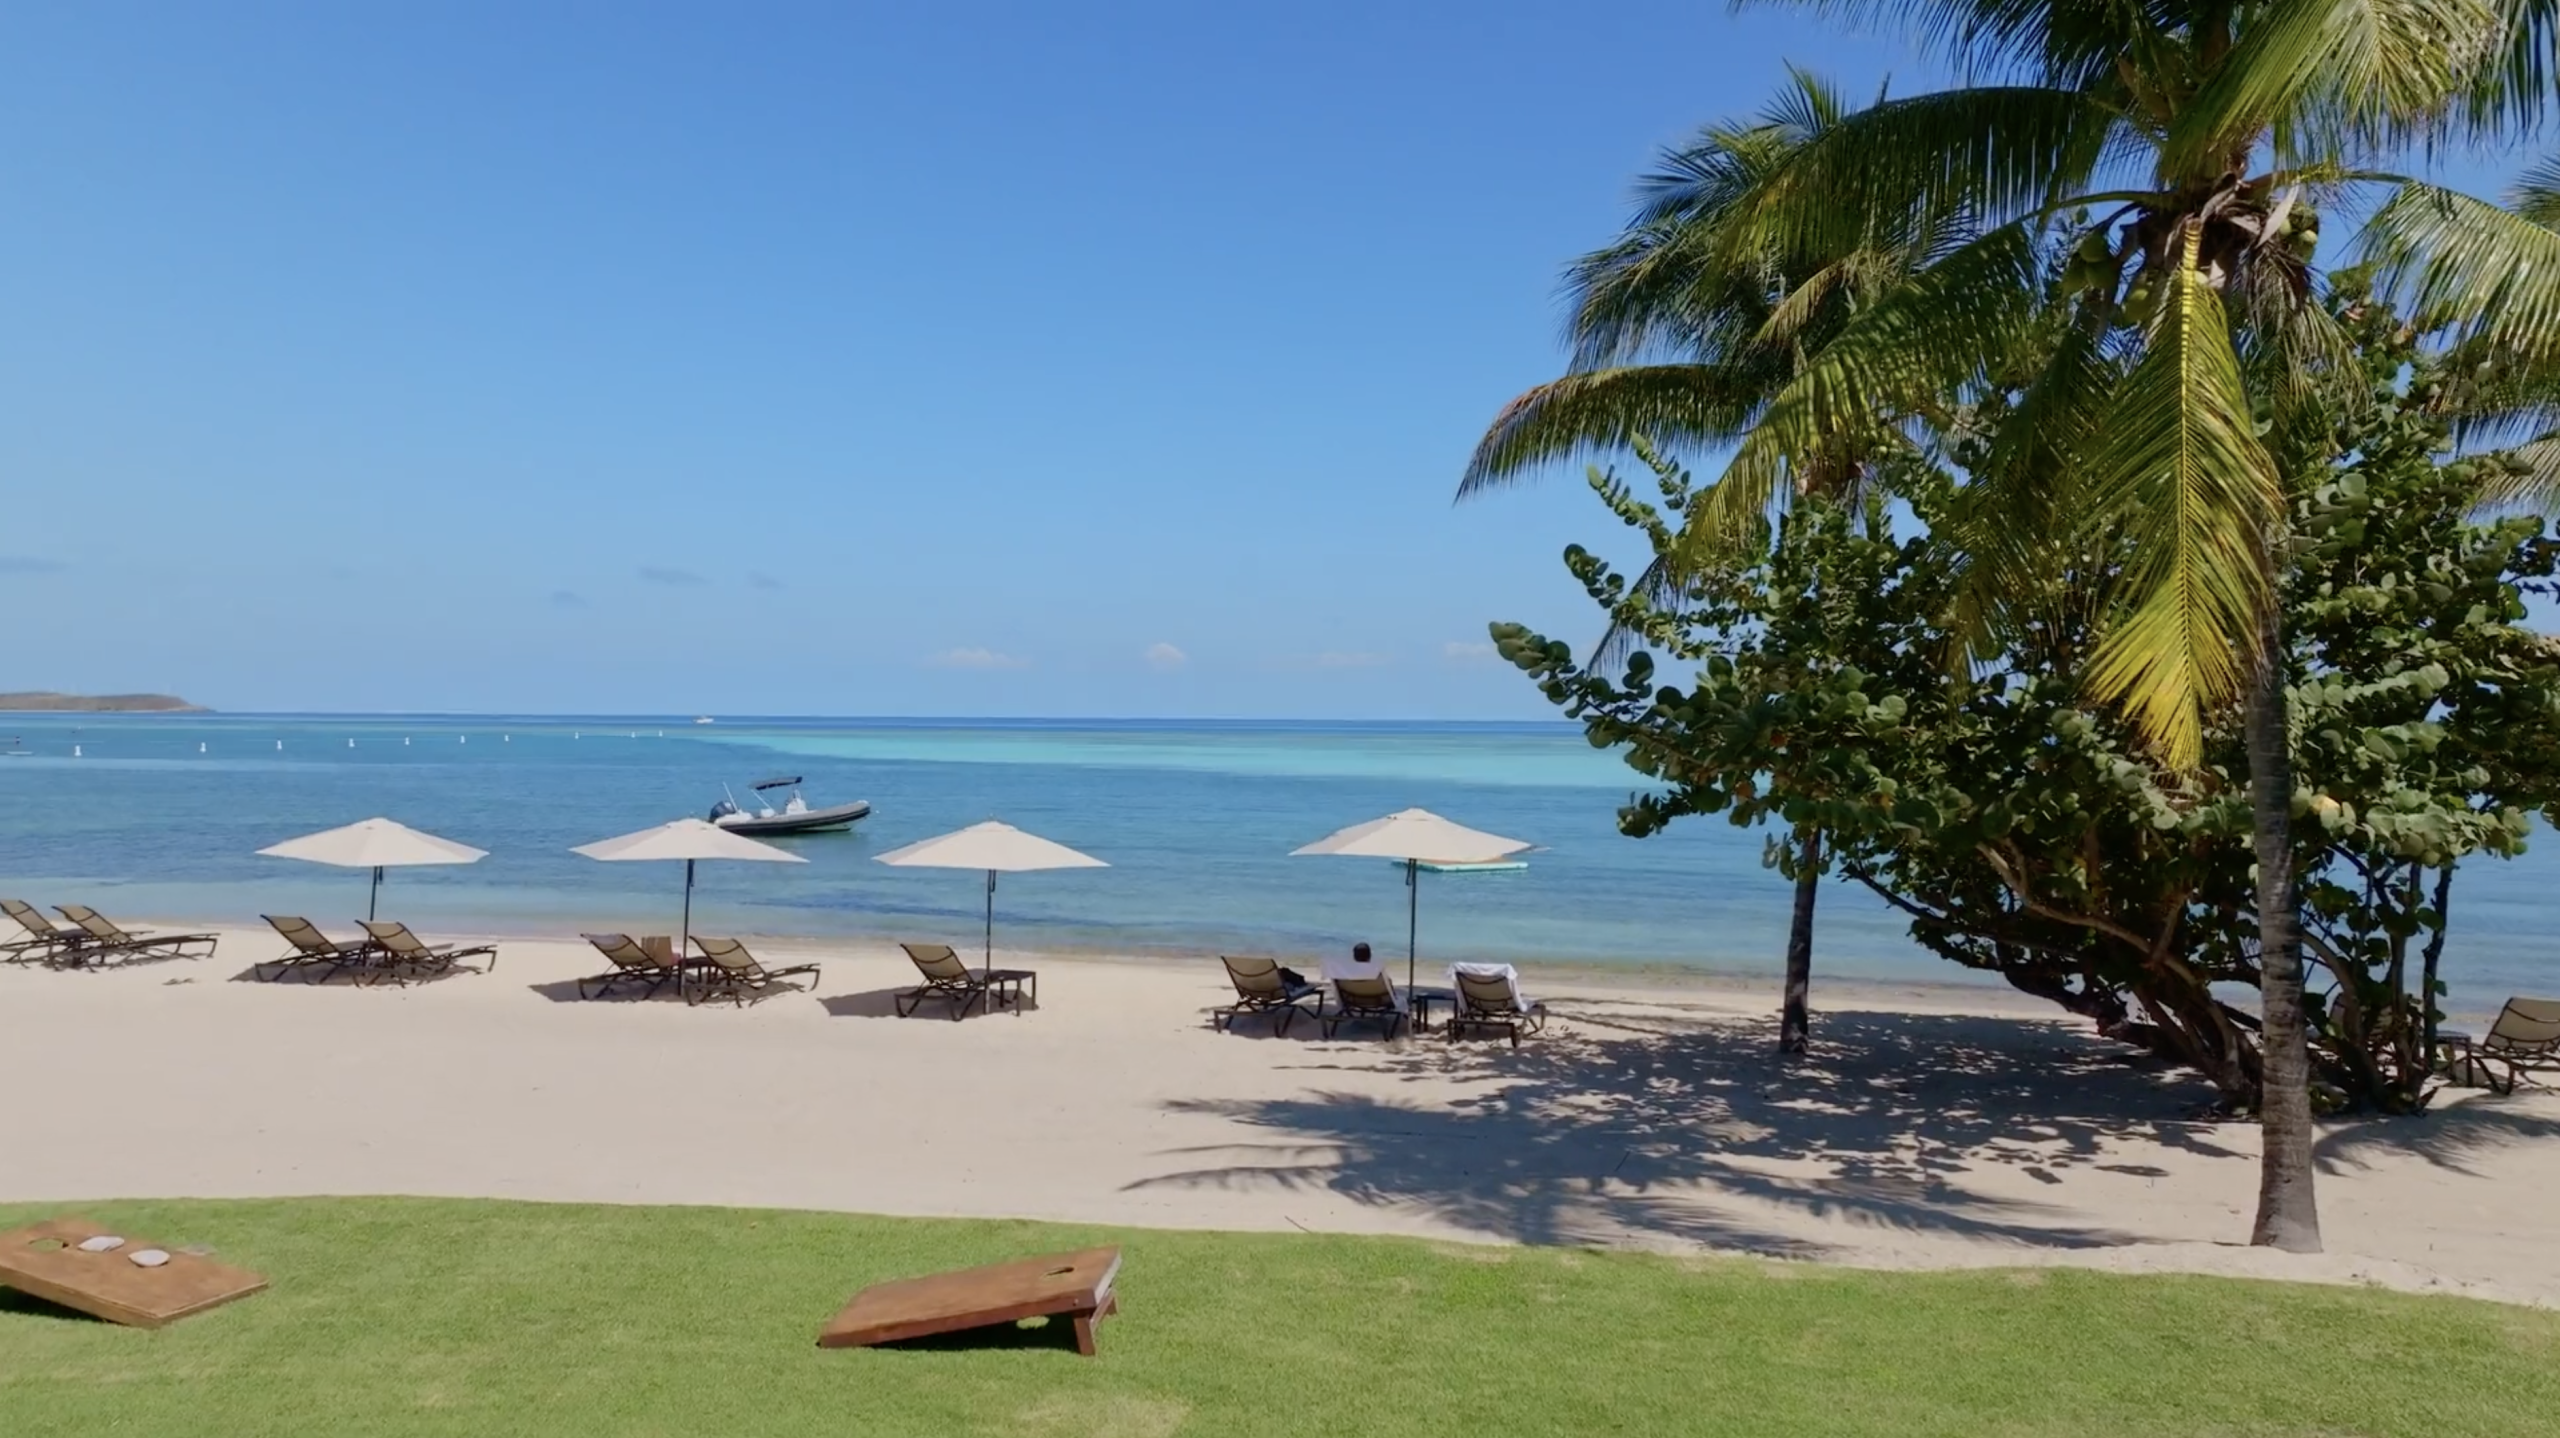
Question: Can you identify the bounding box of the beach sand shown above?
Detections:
[6,924,2558,1308]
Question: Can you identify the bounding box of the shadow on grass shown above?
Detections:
[0,1288,113,1325]
[1135,999,2239,1259]
[865,1315,1090,1354]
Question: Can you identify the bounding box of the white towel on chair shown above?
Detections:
[1449,962,1529,1013]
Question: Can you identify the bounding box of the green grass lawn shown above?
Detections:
[1,1197,2552,1437]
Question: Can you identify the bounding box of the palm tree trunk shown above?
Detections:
[1780,828,1818,1055]
[2244,601,2321,1252]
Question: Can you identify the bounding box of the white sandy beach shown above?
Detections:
[5,923,2557,1308]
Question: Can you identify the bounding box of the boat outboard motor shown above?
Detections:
[708,798,740,822]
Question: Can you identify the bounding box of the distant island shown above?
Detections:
[0,691,204,712]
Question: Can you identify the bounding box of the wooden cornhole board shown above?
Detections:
[819,1247,1121,1356]
[0,1216,267,1328]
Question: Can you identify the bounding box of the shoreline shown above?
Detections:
[5,923,2556,1309]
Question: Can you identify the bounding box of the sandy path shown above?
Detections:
[4,925,2556,1307]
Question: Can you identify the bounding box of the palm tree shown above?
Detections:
[1458,71,1950,1056]
[1633,0,2549,1251]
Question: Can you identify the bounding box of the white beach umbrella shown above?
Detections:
[257,817,489,921]
[571,818,805,962]
[1292,808,1530,990]
[874,820,1106,981]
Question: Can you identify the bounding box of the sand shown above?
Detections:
[5,923,2557,1308]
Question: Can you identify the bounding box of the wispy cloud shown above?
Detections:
[1145,642,1188,670]
[638,565,709,586]
[930,647,1028,670]
[548,589,588,609]
[747,571,785,591]
[0,555,67,575]
[1443,640,1497,662]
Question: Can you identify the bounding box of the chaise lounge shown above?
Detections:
[3,900,90,966]
[53,905,220,965]
[355,920,497,986]
[2466,997,2560,1094]
[687,936,821,1007]
[1321,969,1407,1041]
[1446,963,1549,1047]
[1212,956,1325,1036]
[895,942,1036,1019]
[577,933,686,1000]
[256,915,378,983]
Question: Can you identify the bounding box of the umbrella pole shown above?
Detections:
[681,858,696,998]
[369,866,383,923]
[1406,858,1419,993]
[984,870,996,984]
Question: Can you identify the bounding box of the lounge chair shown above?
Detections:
[355,920,496,986]
[53,905,220,964]
[1446,963,1549,1047]
[686,936,821,1008]
[256,915,376,983]
[577,932,685,1000]
[2468,997,2560,1094]
[895,942,1036,1019]
[3,899,89,966]
[1212,956,1325,1036]
[1322,970,1406,1041]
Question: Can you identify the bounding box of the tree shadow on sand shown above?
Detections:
[1132,994,2246,1259]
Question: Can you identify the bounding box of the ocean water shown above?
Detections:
[1,712,2553,1016]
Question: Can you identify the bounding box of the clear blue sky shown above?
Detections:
[0,4,2523,717]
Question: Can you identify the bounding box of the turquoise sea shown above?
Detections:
[1,713,2553,1015]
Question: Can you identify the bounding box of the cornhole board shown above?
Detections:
[819,1247,1121,1356]
[0,1216,267,1328]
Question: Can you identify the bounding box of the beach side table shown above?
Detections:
[1408,985,1455,1032]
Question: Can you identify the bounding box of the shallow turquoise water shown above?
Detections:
[0,712,2551,1016]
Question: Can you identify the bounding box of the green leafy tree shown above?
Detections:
[1607,0,2553,1252]
[1500,310,2560,1112]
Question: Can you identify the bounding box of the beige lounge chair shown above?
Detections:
[1322,970,1406,1041]
[896,942,1036,1019]
[1446,964,1549,1047]
[355,920,496,986]
[257,915,376,983]
[686,936,821,1008]
[3,899,89,966]
[2470,998,2560,1094]
[576,933,684,1000]
[1212,956,1324,1036]
[54,905,219,964]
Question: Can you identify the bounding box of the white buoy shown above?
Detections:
[199,742,207,753]
[404,737,411,746]
[459,735,467,744]
[347,738,355,748]
[503,734,510,743]
[275,739,282,751]
[72,744,81,758]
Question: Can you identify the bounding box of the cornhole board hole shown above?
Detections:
[0,1216,268,1328]
[819,1247,1121,1356]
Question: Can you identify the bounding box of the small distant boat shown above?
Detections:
[708,776,870,835]
[1,738,29,758]
[694,716,716,725]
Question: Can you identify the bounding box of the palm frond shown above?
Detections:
[2362,179,2560,365]
[2080,229,2284,770]
[2166,0,2498,176]
[1679,222,2050,557]
[1460,366,1772,495]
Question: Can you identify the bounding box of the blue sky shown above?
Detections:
[0,3,2529,717]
